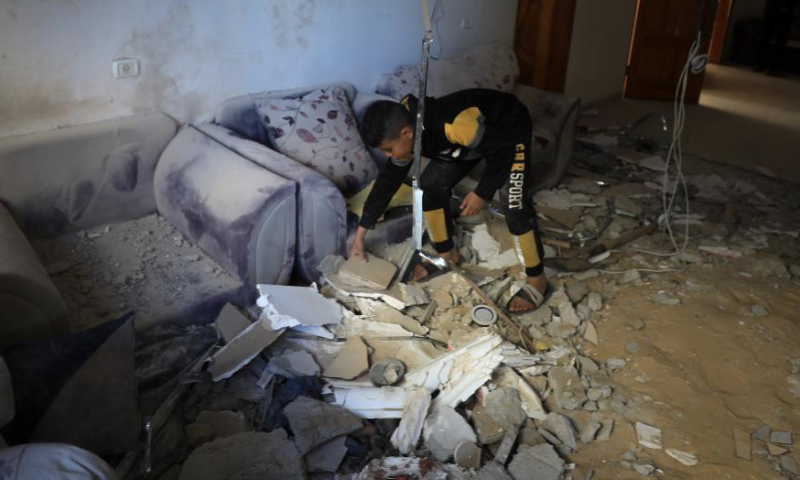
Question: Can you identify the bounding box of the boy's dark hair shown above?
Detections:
[360,101,413,148]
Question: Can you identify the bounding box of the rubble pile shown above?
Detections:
[124,109,800,480]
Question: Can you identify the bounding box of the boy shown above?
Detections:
[351,88,549,313]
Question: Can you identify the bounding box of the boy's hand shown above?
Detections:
[350,230,369,262]
[460,191,486,217]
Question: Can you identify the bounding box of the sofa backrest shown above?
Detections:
[0,113,177,238]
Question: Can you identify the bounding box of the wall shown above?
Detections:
[0,0,517,138]
[562,0,638,103]
[722,0,767,61]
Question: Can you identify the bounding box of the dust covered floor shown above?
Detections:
[31,213,246,332]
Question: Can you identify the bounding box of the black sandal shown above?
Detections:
[506,283,553,314]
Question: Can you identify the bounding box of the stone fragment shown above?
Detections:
[587,385,612,401]
[596,419,614,441]
[472,388,527,444]
[633,462,656,476]
[455,441,482,470]
[267,350,320,377]
[751,305,768,317]
[781,455,799,475]
[768,443,789,456]
[178,430,303,480]
[566,282,589,304]
[400,283,430,306]
[753,424,771,441]
[390,388,431,455]
[545,413,577,451]
[556,300,581,327]
[548,367,587,410]
[423,406,477,461]
[507,444,565,480]
[770,431,793,445]
[606,358,627,370]
[493,424,521,465]
[626,341,640,353]
[636,422,662,449]
[649,292,680,306]
[547,321,576,339]
[478,462,515,480]
[580,421,602,444]
[195,410,248,438]
[665,448,698,466]
[338,255,397,290]
[577,356,599,374]
[306,435,348,473]
[733,429,751,460]
[323,336,369,380]
[621,270,641,284]
[583,321,599,345]
[283,396,362,455]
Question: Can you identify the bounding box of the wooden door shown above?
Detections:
[624,0,717,103]
[709,0,734,64]
[514,0,577,93]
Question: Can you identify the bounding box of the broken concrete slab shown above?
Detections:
[215,303,252,344]
[195,410,248,439]
[665,448,698,466]
[472,387,527,445]
[566,281,589,304]
[322,336,369,380]
[355,297,428,335]
[256,284,342,329]
[734,429,752,460]
[545,413,578,451]
[305,435,348,473]
[423,406,478,461]
[596,419,615,441]
[283,396,363,455]
[495,367,547,421]
[390,388,431,455]
[770,431,793,445]
[548,366,587,410]
[178,430,303,480]
[338,255,398,291]
[753,424,771,441]
[494,424,521,466]
[207,317,285,382]
[267,349,321,377]
[636,422,663,450]
[580,421,602,444]
[780,455,799,475]
[768,443,789,456]
[400,283,430,307]
[507,444,565,480]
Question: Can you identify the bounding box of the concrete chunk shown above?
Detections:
[733,429,751,460]
[548,366,587,410]
[545,413,577,451]
[636,422,662,450]
[306,435,348,473]
[322,336,369,380]
[770,430,793,445]
[507,444,565,480]
[267,349,320,377]
[423,406,477,461]
[339,255,398,291]
[390,388,431,455]
[283,396,362,455]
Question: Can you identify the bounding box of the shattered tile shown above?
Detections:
[580,421,602,444]
[665,448,698,466]
[256,284,342,329]
[545,413,578,451]
[215,303,252,344]
[283,396,362,455]
[267,349,320,377]
[770,431,793,445]
[548,366,587,410]
[507,444,565,480]
[356,297,428,335]
[207,318,285,382]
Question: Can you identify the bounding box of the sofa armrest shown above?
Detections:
[0,203,68,345]
[197,123,347,283]
[154,126,297,285]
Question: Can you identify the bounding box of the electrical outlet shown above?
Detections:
[112,58,140,78]
[460,17,473,29]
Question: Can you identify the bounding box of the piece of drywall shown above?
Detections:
[0,0,516,138]
[562,0,638,104]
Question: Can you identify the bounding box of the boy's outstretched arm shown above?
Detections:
[350,160,412,262]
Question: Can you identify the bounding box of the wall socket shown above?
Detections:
[112,58,140,78]
[460,17,473,29]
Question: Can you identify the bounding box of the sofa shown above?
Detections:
[0,113,297,343]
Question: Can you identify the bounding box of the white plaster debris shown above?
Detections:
[471,224,502,262]
[256,283,342,329]
[390,388,431,455]
[665,448,698,466]
[636,422,663,449]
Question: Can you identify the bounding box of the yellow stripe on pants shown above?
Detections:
[513,230,541,269]
[424,209,449,244]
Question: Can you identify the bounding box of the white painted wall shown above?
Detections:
[0,0,517,138]
[563,0,638,104]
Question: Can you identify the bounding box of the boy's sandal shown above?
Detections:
[506,283,553,314]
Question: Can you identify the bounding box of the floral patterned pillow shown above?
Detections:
[377,43,519,100]
[256,86,378,197]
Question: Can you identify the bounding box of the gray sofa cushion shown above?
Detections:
[0,113,176,238]
[0,203,68,345]
[196,123,346,283]
[154,126,296,285]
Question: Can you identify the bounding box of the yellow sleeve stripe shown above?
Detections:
[444,107,485,149]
